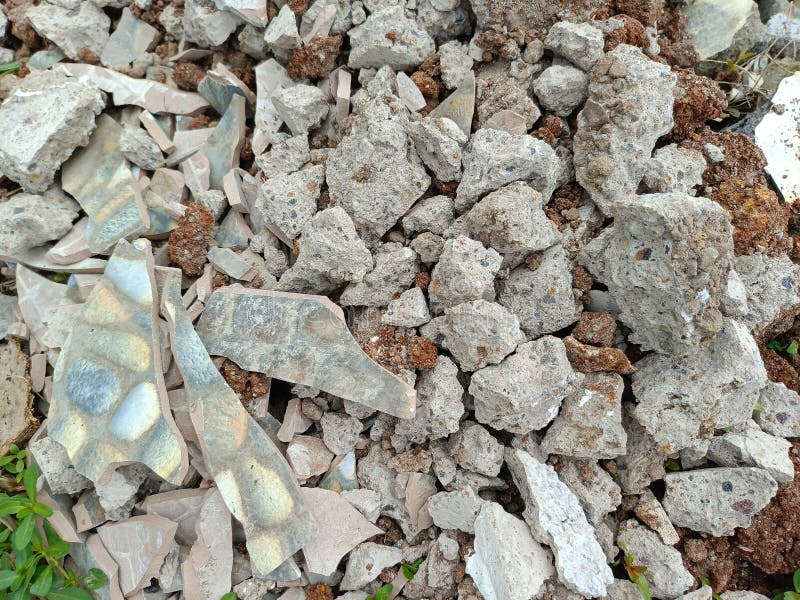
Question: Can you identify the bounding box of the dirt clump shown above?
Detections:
[564,336,635,374]
[657,4,699,68]
[220,359,271,409]
[602,14,650,52]
[306,584,334,600]
[609,0,661,27]
[531,115,564,146]
[572,311,617,347]
[173,62,205,91]
[360,325,438,374]
[670,70,728,141]
[287,36,343,80]
[760,345,800,395]
[411,70,442,100]
[167,202,214,276]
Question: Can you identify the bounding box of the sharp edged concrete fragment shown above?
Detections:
[159,268,317,576]
[505,448,613,598]
[48,240,188,485]
[0,340,37,455]
[196,286,417,418]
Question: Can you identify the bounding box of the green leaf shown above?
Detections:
[665,459,681,472]
[23,466,37,502]
[220,593,238,600]
[767,340,787,351]
[633,574,652,600]
[8,446,19,456]
[373,584,392,600]
[8,589,30,600]
[774,592,786,600]
[785,592,800,600]
[0,457,15,469]
[33,502,53,518]
[0,498,27,517]
[787,340,799,355]
[753,402,766,413]
[0,572,17,591]
[0,529,9,543]
[402,557,424,581]
[794,568,800,592]
[14,460,24,474]
[80,568,108,590]
[46,587,93,600]
[30,566,53,596]
[11,515,34,550]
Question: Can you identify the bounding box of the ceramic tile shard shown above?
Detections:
[253,59,293,154]
[214,0,267,26]
[428,70,475,137]
[199,63,257,115]
[48,240,188,485]
[57,63,210,115]
[62,115,149,253]
[196,287,417,418]
[69,534,125,600]
[1,246,107,274]
[159,268,317,577]
[46,218,93,266]
[100,7,158,68]
[201,95,247,189]
[15,265,68,346]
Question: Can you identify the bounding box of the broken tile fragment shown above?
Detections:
[253,59,293,154]
[48,240,188,484]
[101,7,158,68]
[302,487,383,576]
[98,515,177,596]
[198,63,257,115]
[339,542,403,590]
[197,286,417,418]
[140,489,207,546]
[160,268,317,576]
[208,247,257,281]
[201,95,247,189]
[62,115,149,253]
[68,534,125,600]
[429,70,475,137]
[0,71,104,193]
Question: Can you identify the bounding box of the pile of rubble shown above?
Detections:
[1,0,799,598]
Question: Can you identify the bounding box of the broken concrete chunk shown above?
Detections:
[197,286,417,418]
[272,85,329,136]
[421,300,524,372]
[470,337,581,434]
[0,341,37,456]
[256,134,310,177]
[27,1,110,60]
[264,5,301,54]
[62,115,149,253]
[642,145,706,196]
[347,7,434,70]
[632,319,767,453]
[255,165,325,241]
[558,459,621,525]
[707,422,794,483]
[573,45,676,215]
[755,382,800,438]
[457,128,559,212]
[542,373,626,459]
[426,488,485,534]
[394,356,464,442]
[662,467,778,536]
[382,287,431,327]
[544,21,605,72]
[533,65,588,117]
[429,236,501,313]
[582,193,734,356]
[320,412,363,455]
[402,196,455,237]
[466,502,554,600]
[506,448,613,598]
[0,71,104,193]
[48,241,187,485]
[465,181,561,254]
[755,72,800,205]
[408,117,467,183]
[0,193,79,255]
[97,515,176,596]
[340,542,403,590]
[439,40,474,89]
[302,488,382,577]
[616,520,694,599]
[101,7,158,68]
[477,77,540,132]
[160,268,317,577]
[120,127,165,171]
[340,242,419,307]
[183,0,243,47]
[287,434,334,479]
[498,244,582,339]
[736,253,800,341]
[448,422,504,477]
[29,435,91,496]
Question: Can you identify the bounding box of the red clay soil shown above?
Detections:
[167,202,214,276]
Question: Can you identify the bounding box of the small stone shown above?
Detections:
[119,127,164,170]
[447,422,504,477]
[720,592,771,600]
[707,422,794,483]
[616,520,694,599]
[276,207,373,294]
[755,382,800,437]
[101,7,158,67]
[571,311,617,347]
[498,244,582,339]
[662,467,778,536]
[558,458,621,525]
[272,85,329,135]
[0,72,104,193]
[382,287,431,327]
[401,195,455,237]
[0,193,79,254]
[429,236,501,313]
[439,41,473,89]
[347,7,434,70]
[27,1,110,60]
[29,436,91,496]
[287,435,335,479]
[469,337,582,434]
[320,413,363,455]
[407,117,467,183]
[544,21,605,71]
[426,488,486,533]
[394,356,465,443]
[410,232,444,264]
[340,242,419,307]
[255,165,325,240]
[184,0,242,46]
[736,253,800,342]
[506,448,613,598]
[339,542,403,590]
[420,300,524,372]
[563,336,636,374]
[464,181,561,254]
[642,144,706,195]
[238,24,269,59]
[300,0,353,38]
[456,128,559,212]
[533,65,588,117]
[633,489,680,546]
[542,373,626,459]
[466,502,553,600]
[477,77,541,131]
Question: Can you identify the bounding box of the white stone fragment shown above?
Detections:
[407,117,467,183]
[707,422,795,483]
[340,542,403,590]
[272,85,329,136]
[533,65,588,117]
[466,502,554,600]
[426,488,486,533]
[27,1,110,60]
[448,422,504,477]
[505,448,613,598]
[382,287,431,327]
[286,435,335,479]
[0,193,79,255]
[439,41,474,89]
[347,7,434,70]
